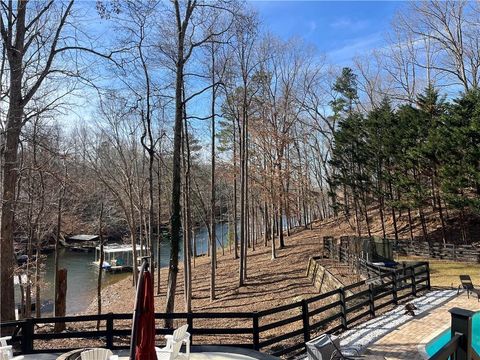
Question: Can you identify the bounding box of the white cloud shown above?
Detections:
[327,32,383,65]
[330,17,370,32]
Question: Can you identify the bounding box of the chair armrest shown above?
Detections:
[156,349,174,354]
[182,333,191,345]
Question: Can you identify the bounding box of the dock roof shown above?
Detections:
[68,234,99,241]
[96,244,148,253]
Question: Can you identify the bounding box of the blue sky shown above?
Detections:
[251,1,404,65]
[61,1,406,137]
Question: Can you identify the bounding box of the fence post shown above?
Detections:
[411,267,417,296]
[21,318,34,354]
[426,262,431,290]
[368,284,375,318]
[301,300,310,343]
[392,272,398,305]
[252,312,260,350]
[106,313,114,349]
[323,237,329,258]
[450,307,475,360]
[187,313,193,345]
[339,288,347,330]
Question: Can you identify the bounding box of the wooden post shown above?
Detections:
[54,269,67,332]
[301,300,310,343]
[368,284,375,318]
[21,318,34,354]
[450,308,475,360]
[252,312,260,350]
[187,313,193,345]
[411,268,417,296]
[392,272,398,305]
[426,262,431,290]
[106,313,114,348]
[339,288,347,329]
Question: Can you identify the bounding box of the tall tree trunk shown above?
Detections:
[54,160,67,327]
[165,0,190,323]
[35,232,41,318]
[388,177,399,241]
[128,183,139,286]
[419,208,428,242]
[407,208,414,242]
[156,157,162,295]
[378,197,386,239]
[210,49,216,300]
[239,101,246,285]
[183,99,192,312]
[263,202,269,247]
[243,111,249,281]
[1,78,23,324]
[233,122,239,260]
[278,198,285,249]
[96,203,105,330]
[271,201,276,259]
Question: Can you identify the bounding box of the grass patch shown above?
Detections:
[398,256,480,288]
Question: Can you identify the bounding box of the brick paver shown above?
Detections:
[363,291,480,360]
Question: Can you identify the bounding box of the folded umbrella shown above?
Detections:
[130,259,157,360]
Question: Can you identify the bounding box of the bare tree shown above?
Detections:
[0,0,116,322]
[395,0,480,92]
[157,0,237,321]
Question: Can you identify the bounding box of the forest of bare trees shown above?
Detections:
[1,0,480,323]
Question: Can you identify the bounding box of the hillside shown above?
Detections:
[86,207,479,318]
[321,206,480,245]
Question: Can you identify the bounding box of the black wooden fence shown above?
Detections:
[0,262,430,358]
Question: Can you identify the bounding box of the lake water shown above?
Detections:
[15,222,231,316]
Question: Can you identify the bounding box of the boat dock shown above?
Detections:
[94,244,148,272]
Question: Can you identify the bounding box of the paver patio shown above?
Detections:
[362,290,480,360]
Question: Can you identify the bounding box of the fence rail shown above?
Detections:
[1,262,430,358]
[394,240,480,263]
[323,235,480,263]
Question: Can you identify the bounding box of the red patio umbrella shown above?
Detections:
[130,259,157,360]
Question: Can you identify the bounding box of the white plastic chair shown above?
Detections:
[0,338,11,348]
[0,345,24,360]
[80,348,113,360]
[156,324,190,360]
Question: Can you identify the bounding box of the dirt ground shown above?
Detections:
[87,223,329,316]
[35,212,452,354]
[85,206,479,317]
[36,221,343,354]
